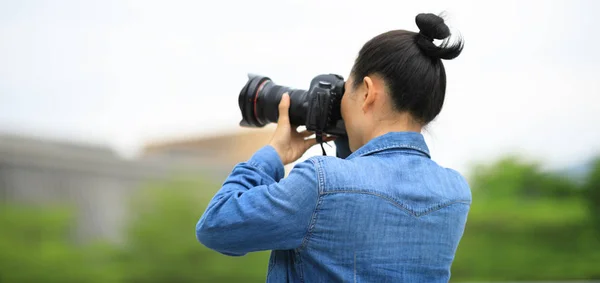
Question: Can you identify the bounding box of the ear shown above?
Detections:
[361,76,377,112]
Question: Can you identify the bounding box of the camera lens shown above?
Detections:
[238,75,308,128]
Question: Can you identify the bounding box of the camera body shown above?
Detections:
[304,74,346,136]
[238,73,347,136]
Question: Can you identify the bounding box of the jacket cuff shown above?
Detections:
[248,145,285,181]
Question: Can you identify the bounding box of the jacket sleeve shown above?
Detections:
[195,145,319,256]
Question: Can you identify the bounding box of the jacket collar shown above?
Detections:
[346,131,430,160]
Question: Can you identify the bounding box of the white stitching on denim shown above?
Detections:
[300,158,324,250]
[292,250,305,283]
[356,144,430,158]
[321,190,470,217]
[266,252,276,278]
[354,251,357,283]
[320,158,327,193]
[323,190,416,216]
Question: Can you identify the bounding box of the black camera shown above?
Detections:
[238,74,347,137]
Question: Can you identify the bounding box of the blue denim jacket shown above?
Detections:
[196,131,471,282]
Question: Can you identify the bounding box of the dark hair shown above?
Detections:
[350,13,464,125]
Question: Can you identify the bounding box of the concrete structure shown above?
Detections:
[142,127,299,176]
[143,127,276,166]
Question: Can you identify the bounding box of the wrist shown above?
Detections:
[268,143,286,164]
[249,145,285,181]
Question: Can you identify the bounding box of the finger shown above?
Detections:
[299,130,314,138]
[303,138,318,149]
[277,93,290,126]
[322,135,337,142]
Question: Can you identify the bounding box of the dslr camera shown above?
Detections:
[238,74,347,140]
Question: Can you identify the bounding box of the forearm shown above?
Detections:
[195,146,318,256]
[204,146,283,210]
[196,146,284,255]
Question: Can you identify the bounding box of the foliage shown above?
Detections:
[0,205,120,283]
[583,158,600,233]
[117,177,270,283]
[470,155,580,200]
[2,155,600,282]
[0,177,271,283]
[451,199,600,281]
[451,155,600,281]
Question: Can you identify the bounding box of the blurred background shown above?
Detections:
[1,0,599,282]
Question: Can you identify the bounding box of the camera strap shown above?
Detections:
[307,90,331,156]
[315,130,327,156]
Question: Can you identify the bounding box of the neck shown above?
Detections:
[363,114,422,146]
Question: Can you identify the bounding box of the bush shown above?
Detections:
[118,177,271,283]
[451,156,600,281]
[0,177,272,283]
[3,154,600,282]
[0,204,119,283]
[470,155,580,200]
[583,158,600,233]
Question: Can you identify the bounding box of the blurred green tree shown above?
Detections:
[118,176,271,283]
[470,155,579,200]
[452,155,600,281]
[3,154,600,283]
[583,158,600,233]
[0,204,120,283]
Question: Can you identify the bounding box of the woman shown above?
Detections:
[196,13,471,282]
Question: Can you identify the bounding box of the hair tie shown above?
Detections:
[419,32,433,42]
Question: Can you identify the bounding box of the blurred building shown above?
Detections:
[0,128,274,243]
[142,127,275,166]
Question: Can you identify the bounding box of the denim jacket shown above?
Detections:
[196,131,471,282]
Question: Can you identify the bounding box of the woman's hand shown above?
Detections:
[269,93,335,165]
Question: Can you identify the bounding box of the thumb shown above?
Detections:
[277,93,290,126]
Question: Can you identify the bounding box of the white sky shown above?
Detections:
[1,0,599,174]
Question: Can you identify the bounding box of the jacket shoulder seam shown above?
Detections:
[299,158,325,250]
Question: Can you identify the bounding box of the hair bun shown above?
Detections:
[414,13,463,60]
[415,13,450,40]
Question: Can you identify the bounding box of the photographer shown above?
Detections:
[196,13,470,282]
